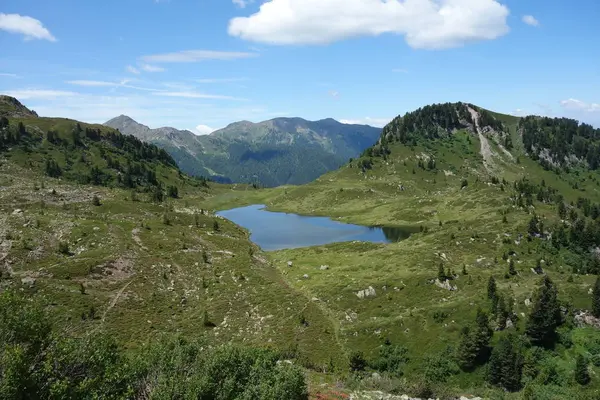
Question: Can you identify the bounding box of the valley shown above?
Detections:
[2,97,600,399]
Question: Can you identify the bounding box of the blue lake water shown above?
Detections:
[217,204,417,251]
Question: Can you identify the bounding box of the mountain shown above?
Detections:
[104,115,382,187]
[208,102,600,398]
[0,95,38,118]
[0,96,325,397]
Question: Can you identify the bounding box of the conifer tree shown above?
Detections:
[525,276,562,347]
[456,309,492,370]
[488,276,497,300]
[437,263,446,281]
[592,276,600,318]
[575,354,590,385]
[488,334,523,391]
[509,259,517,276]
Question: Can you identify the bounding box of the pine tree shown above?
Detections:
[488,276,497,300]
[574,354,590,385]
[593,276,600,318]
[487,334,523,391]
[456,309,492,370]
[525,276,562,347]
[496,295,509,330]
[213,220,220,232]
[437,263,446,281]
[509,259,517,276]
[456,326,477,371]
[473,309,493,360]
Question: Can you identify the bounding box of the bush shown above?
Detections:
[423,349,458,384]
[349,351,367,372]
[370,343,409,376]
[58,241,70,255]
[0,290,309,400]
[92,195,101,206]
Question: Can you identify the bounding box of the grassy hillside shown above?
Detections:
[0,97,341,398]
[206,103,600,398]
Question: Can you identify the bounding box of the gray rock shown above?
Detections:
[356,286,376,299]
[21,277,36,286]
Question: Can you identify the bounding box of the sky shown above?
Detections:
[1,0,599,135]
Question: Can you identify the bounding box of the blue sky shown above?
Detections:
[1,0,599,134]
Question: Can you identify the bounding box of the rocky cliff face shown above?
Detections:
[0,95,39,118]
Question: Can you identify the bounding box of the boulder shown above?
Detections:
[356,286,376,299]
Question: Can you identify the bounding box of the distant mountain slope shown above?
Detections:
[104,116,382,187]
[0,96,188,194]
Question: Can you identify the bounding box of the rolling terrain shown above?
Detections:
[206,102,600,399]
[4,95,600,399]
[105,115,381,187]
[0,95,331,398]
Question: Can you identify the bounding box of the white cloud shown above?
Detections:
[0,13,56,42]
[233,0,254,8]
[2,89,77,99]
[392,68,409,73]
[126,65,140,74]
[522,15,540,27]
[560,99,600,113]
[0,73,18,78]
[66,79,162,92]
[140,64,165,72]
[328,90,339,98]
[141,50,258,63]
[67,80,116,87]
[339,117,391,127]
[154,91,246,100]
[194,124,215,135]
[195,78,247,83]
[228,0,510,49]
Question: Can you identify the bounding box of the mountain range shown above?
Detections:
[104,115,381,187]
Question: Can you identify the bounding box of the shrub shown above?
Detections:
[58,241,70,255]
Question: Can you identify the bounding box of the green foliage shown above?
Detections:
[575,354,591,385]
[370,342,409,376]
[525,276,562,347]
[487,276,497,300]
[487,334,523,392]
[593,276,600,318]
[456,310,492,371]
[58,241,70,255]
[349,351,367,372]
[0,290,308,400]
[423,347,458,384]
[92,195,101,206]
[213,219,220,232]
[520,116,600,170]
[167,185,179,199]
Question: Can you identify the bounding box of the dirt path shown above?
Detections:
[467,106,495,172]
[101,280,133,322]
[131,228,148,251]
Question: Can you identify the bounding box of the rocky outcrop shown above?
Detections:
[356,286,376,299]
[0,95,38,118]
[574,310,600,329]
[435,278,457,291]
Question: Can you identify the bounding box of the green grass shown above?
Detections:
[205,132,600,397]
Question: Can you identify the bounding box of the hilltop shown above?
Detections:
[105,115,381,187]
[206,102,600,398]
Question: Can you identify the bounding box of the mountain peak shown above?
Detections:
[0,95,38,118]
